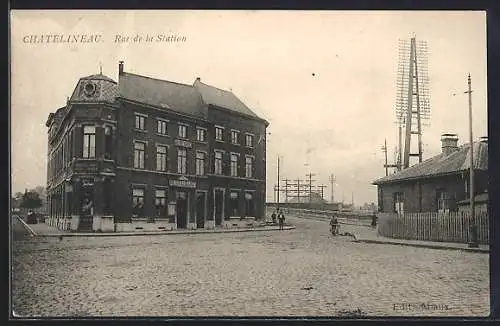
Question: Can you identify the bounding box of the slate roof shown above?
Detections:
[373,141,488,185]
[118,73,207,119]
[70,73,119,104]
[193,79,260,118]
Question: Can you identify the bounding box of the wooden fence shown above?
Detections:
[377,211,489,245]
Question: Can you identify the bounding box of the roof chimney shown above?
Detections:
[119,61,124,75]
[441,133,459,156]
[479,136,488,144]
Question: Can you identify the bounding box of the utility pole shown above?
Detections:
[282,178,290,203]
[382,138,400,175]
[382,139,389,176]
[305,172,316,203]
[296,178,301,203]
[329,174,336,203]
[466,73,478,248]
[316,184,327,201]
[277,156,280,207]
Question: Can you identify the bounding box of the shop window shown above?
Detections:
[132,188,145,217]
[155,189,167,218]
[230,191,239,216]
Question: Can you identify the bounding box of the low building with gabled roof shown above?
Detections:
[372,134,488,214]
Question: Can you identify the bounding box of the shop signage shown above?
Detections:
[169,176,196,188]
[174,139,192,148]
[74,160,98,173]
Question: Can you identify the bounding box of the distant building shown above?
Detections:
[372,134,488,214]
[46,62,268,232]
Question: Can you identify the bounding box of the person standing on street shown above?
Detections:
[278,209,285,230]
[271,209,277,224]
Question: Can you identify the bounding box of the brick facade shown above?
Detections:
[377,171,488,213]
[46,67,268,232]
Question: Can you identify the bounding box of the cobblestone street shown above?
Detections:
[12,215,490,317]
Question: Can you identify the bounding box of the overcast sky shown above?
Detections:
[11,10,487,205]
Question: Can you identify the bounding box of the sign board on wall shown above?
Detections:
[174,139,192,148]
[169,176,196,188]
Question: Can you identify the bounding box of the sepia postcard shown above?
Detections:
[10,10,489,318]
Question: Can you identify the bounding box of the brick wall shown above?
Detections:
[377,171,488,213]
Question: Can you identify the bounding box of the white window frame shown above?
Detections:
[230,152,240,177]
[245,133,254,148]
[157,118,168,135]
[245,155,254,178]
[178,124,188,139]
[196,151,205,176]
[133,141,146,169]
[214,150,223,175]
[231,129,240,145]
[83,125,96,158]
[196,127,207,142]
[394,192,404,216]
[215,125,224,141]
[177,148,187,174]
[134,113,147,130]
[156,144,168,172]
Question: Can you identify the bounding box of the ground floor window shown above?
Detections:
[436,189,450,213]
[81,190,94,215]
[229,191,239,216]
[132,188,145,217]
[393,192,404,215]
[245,192,254,217]
[155,189,167,217]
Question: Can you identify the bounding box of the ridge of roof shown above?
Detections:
[122,72,194,88]
[373,140,488,185]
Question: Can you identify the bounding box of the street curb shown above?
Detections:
[355,237,489,254]
[35,225,296,238]
[14,215,37,237]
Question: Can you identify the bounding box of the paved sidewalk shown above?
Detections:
[288,214,489,254]
[22,221,295,237]
[352,227,489,254]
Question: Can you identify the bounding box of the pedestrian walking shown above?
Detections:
[271,209,278,224]
[278,209,285,230]
[371,214,378,228]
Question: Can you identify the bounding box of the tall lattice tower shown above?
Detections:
[395,36,431,169]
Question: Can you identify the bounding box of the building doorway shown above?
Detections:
[245,192,255,217]
[196,192,206,228]
[79,188,94,232]
[176,191,188,229]
[214,189,224,226]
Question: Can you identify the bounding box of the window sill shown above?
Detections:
[215,139,225,143]
[155,133,170,138]
[134,128,148,133]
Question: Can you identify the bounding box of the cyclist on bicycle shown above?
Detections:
[329,214,339,235]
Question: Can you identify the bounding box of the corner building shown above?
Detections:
[46,62,269,232]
